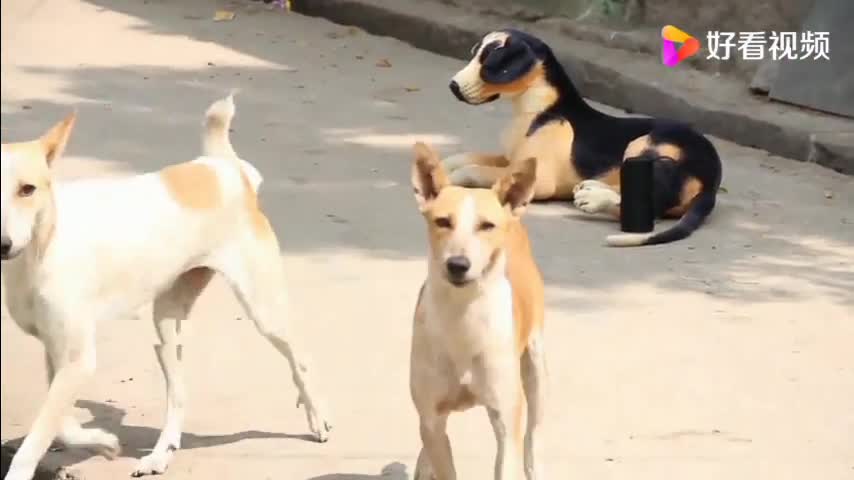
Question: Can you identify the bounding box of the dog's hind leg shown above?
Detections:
[521,333,547,480]
[218,231,332,442]
[448,165,509,189]
[43,353,120,457]
[132,267,213,477]
[5,329,99,480]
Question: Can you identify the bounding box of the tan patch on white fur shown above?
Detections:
[593,167,621,190]
[623,134,651,160]
[39,112,77,166]
[665,176,702,217]
[506,219,545,354]
[510,121,575,199]
[2,135,67,258]
[624,136,682,162]
[655,143,683,162]
[160,162,222,210]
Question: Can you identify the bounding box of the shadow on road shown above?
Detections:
[307,461,409,479]
[1,399,317,470]
[2,61,850,308]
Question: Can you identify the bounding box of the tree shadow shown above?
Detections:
[4,60,851,311]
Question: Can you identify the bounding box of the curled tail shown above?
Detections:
[202,93,263,192]
[203,93,238,158]
[606,189,716,247]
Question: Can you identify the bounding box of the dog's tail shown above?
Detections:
[605,188,717,247]
[202,92,263,192]
[203,93,238,159]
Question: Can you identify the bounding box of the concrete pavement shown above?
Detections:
[2,0,852,479]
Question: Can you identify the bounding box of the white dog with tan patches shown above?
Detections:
[409,142,547,480]
[0,95,331,480]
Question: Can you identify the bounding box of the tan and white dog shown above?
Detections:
[408,142,546,480]
[0,95,331,479]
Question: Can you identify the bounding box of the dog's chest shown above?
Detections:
[500,115,536,159]
[424,281,515,376]
[3,269,47,335]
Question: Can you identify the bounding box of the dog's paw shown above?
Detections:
[573,184,620,214]
[131,450,174,477]
[572,179,612,196]
[414,451,436,480]
[60,426,121,459]
[296,394,333,443]
[96,431,122,460]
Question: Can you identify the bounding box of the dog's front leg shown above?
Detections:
[43,353,119,457]
[415,414,456,480]
[482,358,525,480]
[521,334,547,480]
[6,334,97,480]
[487,399,524,480]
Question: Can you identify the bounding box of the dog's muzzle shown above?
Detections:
[445,255,472,286]
[449,80,466,102]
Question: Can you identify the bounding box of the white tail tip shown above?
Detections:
[205,92,236,125]
[605,232,654,247]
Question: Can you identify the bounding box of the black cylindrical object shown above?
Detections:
[619,156,655,233]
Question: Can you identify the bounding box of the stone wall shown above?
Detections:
[643,0,815,36]
[477,0,815,33]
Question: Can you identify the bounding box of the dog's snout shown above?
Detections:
[445,256,471,277]
[449,80,465,102]
[0,237,12,260]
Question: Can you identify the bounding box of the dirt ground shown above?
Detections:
[1,0,852,479]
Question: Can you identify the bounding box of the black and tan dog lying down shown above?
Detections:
[445,29,722,247]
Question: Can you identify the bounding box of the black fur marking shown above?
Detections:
[478,41,500,64]
[492,28,723,245]
[480,37,537,85]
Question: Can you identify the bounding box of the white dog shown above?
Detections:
[0,95,332,479]
[408,142,547,480]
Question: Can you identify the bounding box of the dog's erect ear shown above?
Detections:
[411,142,448,211]
[39,111,76,166]
[493,157,537,216]
[481,36,537,85]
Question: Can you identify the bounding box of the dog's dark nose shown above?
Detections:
[0,237,11,259]
[449,80,465,102]
[446,256,471,278]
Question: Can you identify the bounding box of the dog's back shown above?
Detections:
[505,219,544,355]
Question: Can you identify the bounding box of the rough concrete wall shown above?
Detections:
[643,0,816,36]
[488,0,815,33]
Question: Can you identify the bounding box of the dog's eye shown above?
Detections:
[434,217,452,229]
[18,184,36,197]
[478,221,496,231]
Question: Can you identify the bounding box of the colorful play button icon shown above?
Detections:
[661,25,700,67]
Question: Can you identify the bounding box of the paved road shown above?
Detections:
[2,0,852,479]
